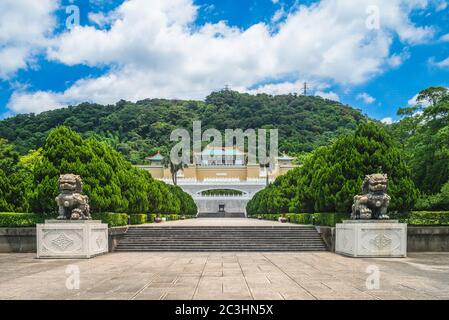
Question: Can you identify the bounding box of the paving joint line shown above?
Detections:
[262,253,318,300]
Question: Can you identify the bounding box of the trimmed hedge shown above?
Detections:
[313,213,351,227]
[130,214,147,225]
[92,212,129,227]
[295,213,313,225]
[0,213,44,227]
[404,211,449,225]
[257,211,449,226]
[145,213,196,223]
[256,212,349,226]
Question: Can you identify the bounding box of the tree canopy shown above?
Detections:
[0,126,197,216]
[247,122,418,215]
[390,86,449,210]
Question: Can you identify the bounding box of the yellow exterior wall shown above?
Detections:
[195,167,247,180]
[136,163,297,181]
[246,165,260,179]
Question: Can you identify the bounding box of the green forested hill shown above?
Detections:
[0,90,365,163]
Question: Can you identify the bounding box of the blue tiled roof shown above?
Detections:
[146,153,164,160]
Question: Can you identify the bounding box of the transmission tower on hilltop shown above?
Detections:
[302,82,308,96]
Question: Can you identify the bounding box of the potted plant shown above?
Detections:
[279,214,288,223]
[258,215,263,220]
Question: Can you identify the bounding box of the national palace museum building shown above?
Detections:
[136,146,296,216]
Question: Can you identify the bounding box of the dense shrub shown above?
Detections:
[92,212,129,227]
[404,211,449,225]
[148,214,157,223]
[0,213,44,227]
[130,214,147,225]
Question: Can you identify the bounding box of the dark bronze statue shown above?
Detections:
[351,174,390,220]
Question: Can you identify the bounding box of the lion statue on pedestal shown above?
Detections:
[351,173,391,220]
[55,174,91,220]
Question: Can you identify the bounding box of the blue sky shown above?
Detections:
[1,0,449,123]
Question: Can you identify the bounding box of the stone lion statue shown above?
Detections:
[351,173,391,220]
[55,174,91,220]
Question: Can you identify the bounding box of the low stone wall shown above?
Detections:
[317,225,449,252]
[1,225,448,253]
[0,228,36,253]
[407,226,449,252]
[0,226,129,253]
[109,226,128,252]
[315,226,335,252]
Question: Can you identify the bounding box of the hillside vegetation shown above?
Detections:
[0,91,365,163]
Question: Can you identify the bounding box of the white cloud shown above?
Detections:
[408,93,431,108]
[431,56,449,69]
[0,0,57,79]
[271,7,286,23]
[7,0,436,113]
[441,33,449,42]
[8,90,66,114]
[387,50,411,68]
[407,87,449,109]
[315,91,340,102]
[436,0,448,11]
[381,117,394,124]
[357,92,376,104]
[247,80,330,95]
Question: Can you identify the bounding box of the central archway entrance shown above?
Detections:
[163,179,267,217]
[194,188,250,217]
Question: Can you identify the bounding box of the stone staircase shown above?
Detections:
[115,225,328,252]
[197,212,246,218]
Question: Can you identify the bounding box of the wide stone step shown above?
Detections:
[120,236,321,242]
[120,236,324,239]
[197,213,246,218]
[124,233,319,236]
[120,239,322,244]
[127,232,315,235]
[115,245,327,251]
[115,245,325,250]
[128,226,313,228]
[126,230,318,234]
[115,248,328,252]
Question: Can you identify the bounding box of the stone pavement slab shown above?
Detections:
[0,252,448,300]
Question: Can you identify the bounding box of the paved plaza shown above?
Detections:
[0,251,448,300]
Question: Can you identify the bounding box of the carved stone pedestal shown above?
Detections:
[336,220,407,258]
[37,220,108,259]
